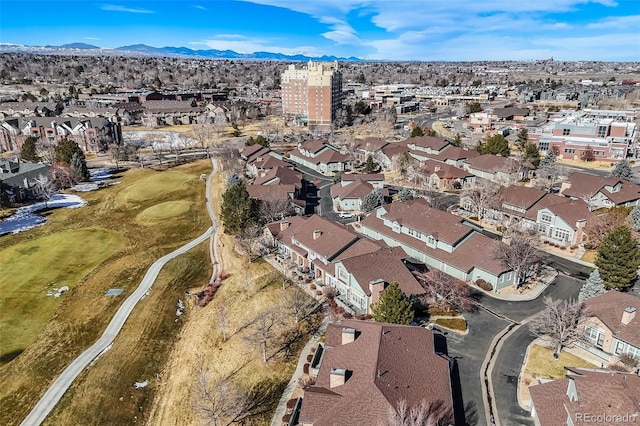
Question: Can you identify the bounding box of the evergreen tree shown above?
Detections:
[515,128,529,151]
[451,133,462,147]
[54,138,83,164]
[245,135,269,148]
[397,187,414,201]
[227,172,242,188]
[70,151,89,181]
[220,182,258,235]
[629,205,640,231]
[362,154,378,174]
[523,143,541,167]
[611,159,633,181]
[410,126,424,138]
[425,129,437,137]
[0,182,10,208]
[362,188,384,213]
[578,269,606,302]
[476,134,510,157]
[20,136,39,162]
[595,226,640,290]
[371,282,414,325]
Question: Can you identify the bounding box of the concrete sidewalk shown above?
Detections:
[271,320,327,426]
[484,266,558,302]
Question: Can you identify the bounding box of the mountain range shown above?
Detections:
[0,42,362,62]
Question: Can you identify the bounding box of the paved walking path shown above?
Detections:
[271,321,327,426]
[22,159,220,426]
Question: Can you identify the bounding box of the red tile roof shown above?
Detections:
[299,320,453,426]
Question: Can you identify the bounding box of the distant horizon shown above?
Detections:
[1,0,639,62]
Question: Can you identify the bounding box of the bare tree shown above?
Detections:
[258,196,294,224]
[461,180,500,221]
[216,302,229,342]
[283,286,319,323]
[584,207,629,249]
[236,223,265,262]
[386,399,454,426]
[414,270,473,313]
[493,231,543,287]
[192,118,214,150]
[243,262,253,299]
[50,165,76,189]
[528,297,589,355]
[32,173,56,207]
[193,367,247,426]
[245,309,280,363]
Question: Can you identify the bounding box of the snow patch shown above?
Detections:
[0,194,87,235]
[176,299,185,317]
[134,380,149,389]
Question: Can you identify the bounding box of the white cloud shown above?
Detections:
[194,5,208,11]
[101,4,153,14]
[587,14,640,28]
[85,37,101,41]
[190,36,324,56]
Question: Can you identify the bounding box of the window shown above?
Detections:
[615,341,624,355]
[540,213,552,223]
[538,142,550,151]
[628,346,640,360]
[597,126,607,138]
[553,229,569,242]
[564,148,575,154]
[427,236,436,246]
[562,128,571,136]
[585,326,605,348]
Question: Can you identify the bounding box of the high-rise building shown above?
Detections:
[281,61,342,132]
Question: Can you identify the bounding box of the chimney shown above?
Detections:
[329,368,347,388]
[621,307,636,326]
[279,221,290,231]
[369,279,386,307]
[341,327,356,345]
[313,230,322,240]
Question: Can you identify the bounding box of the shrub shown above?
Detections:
[323,286,337,299]
[316,290,323,296]
[219,270,230,281]
[560,246,567,250]
[303,363,310,374]
[307,354,313,362]
[620,353,639,368]
[310,283,316,290]
[475,279,493,291]
[434,318,467,331]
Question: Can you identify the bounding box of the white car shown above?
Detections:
[338,212,355,218]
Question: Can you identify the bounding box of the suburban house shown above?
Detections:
[246,166,307,215]
[424,146,480,168]
[529,368,640,426]
[492,106,531,122]
[240,144,288,178]
[462,154,532,183]
[332,247,424,315]
[288,140,351,175]
[576,291,640,365]
[406,135,451,160]
[352,137,389,165]
[560,171,640,210]
[471,185,594,247]
[141,100,204,127]
[420,159,476,190]
[297,319,454,426]
[265,215,423,314]
[359,198,515,290]
[0,159,51,202]
[330,174,387,213]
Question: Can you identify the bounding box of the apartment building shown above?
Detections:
[281,61,343,132]
[530,109,637,161]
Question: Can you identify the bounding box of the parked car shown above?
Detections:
[338,211,355,218]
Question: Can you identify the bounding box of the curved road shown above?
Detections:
[21,159,220,426]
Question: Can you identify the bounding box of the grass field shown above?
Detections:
[0,229,125,365]
[137,201,192,222]
[524,344,596,379]
[0,159,212,425]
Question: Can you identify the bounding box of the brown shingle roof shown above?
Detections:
[498,185,547,211]
[530,368,640,426]
[428,146,480,163]
[330,180,373,200]
[464,154,518,173]
[340,247,424,296]
[560,172,621,200]
[421,160,473,180]
[341,173,385,182]
[299,139,328,154]
[239,144,265,160]
[583,291,640,347]
[406,135,450,152]
[299,320,453,426]
[292,215,359,260]
[380,198,471,246]
[253,166,302,187]
[360,204,510,276]
[354,137,389,151]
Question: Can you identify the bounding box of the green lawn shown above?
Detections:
[0,229,125,364]
[121,171,193,203]
[137,201,192,222]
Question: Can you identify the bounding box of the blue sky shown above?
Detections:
[1,0,638,61]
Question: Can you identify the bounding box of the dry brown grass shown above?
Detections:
[0,160,212,425]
